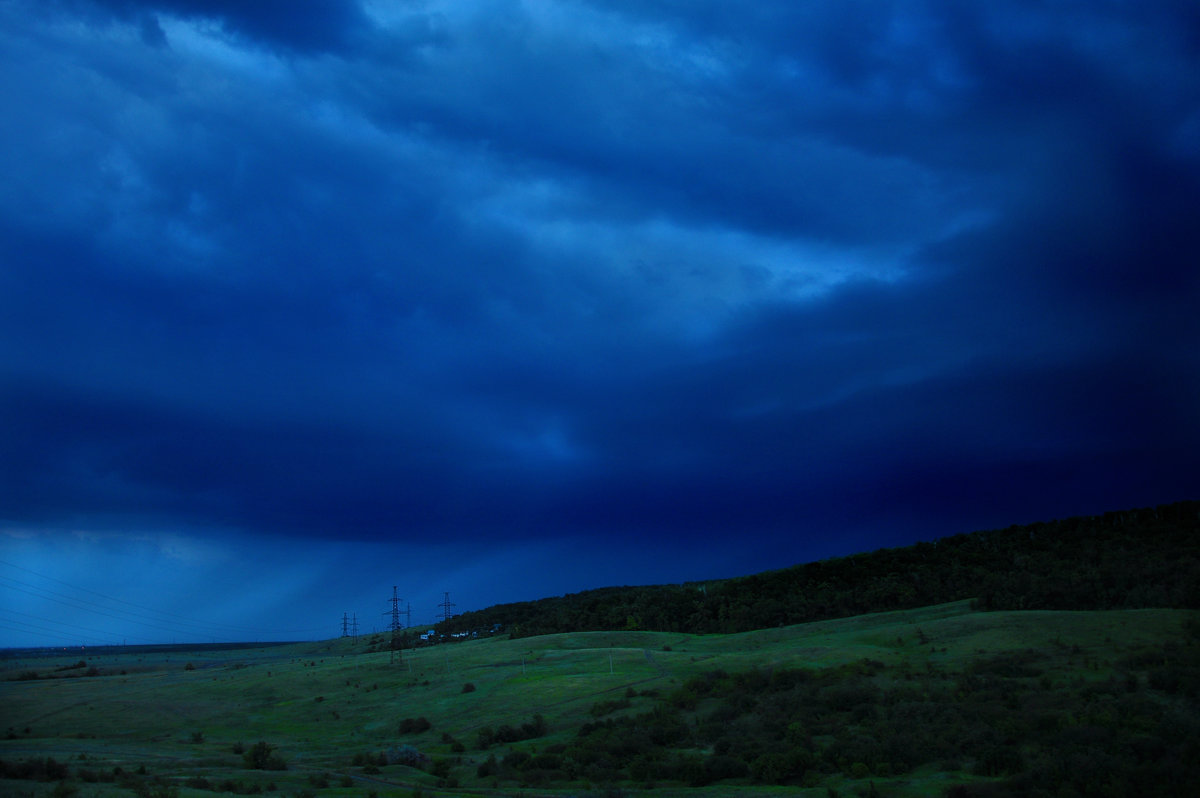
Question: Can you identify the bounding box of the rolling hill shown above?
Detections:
[437,500,1200,639]
[2,500,1198,797]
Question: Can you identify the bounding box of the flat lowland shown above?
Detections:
[3,600,1197,797]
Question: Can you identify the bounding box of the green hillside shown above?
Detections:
[3,501,1198,796]
[3,601,1198,796]
[440,501,1200,639]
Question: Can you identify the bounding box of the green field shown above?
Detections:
[3,601,1197,797]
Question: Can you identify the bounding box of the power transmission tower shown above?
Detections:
[384,586,403,664]
[341,612,350,638]
[404,602,412,630]
[387,587,402,632]
[351,613,359,641]
[438,591,456,623]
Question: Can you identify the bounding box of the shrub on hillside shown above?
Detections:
[0,756,70,781]
[475,714,548,749]
[242,741,286,771]
[477,753,498,778]
[398,716,432,734]
[591,698,631,716]
[385,745,429,768]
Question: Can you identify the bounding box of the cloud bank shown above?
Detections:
[1,0,1198,644]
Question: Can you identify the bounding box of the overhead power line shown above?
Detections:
[0,607,156,645]
[0,620,111,647]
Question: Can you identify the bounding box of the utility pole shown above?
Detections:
[384,586,403,665]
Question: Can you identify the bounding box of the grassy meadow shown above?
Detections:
[2,600,1197,797]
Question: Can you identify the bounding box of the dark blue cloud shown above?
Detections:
[46,0,372,53]
[1,0,1198,644]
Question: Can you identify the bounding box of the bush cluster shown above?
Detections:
[544,628,1200,794]
[351,751,386,770]
[0,757,70,781]
[0,761,180,798]
[242,741,286,771]
[474,714,548,749]
[385,745,429,767]
[590,697,632,717]
[398,716,432,734]
[183,776,269,794]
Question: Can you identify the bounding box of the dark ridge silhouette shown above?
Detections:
[439,500,1200,639]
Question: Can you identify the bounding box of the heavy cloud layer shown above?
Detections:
[2,1,1198,643]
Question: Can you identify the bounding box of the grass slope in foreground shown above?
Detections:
[3,600,1198,797]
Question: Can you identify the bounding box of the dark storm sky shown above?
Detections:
[2,0,1198,646]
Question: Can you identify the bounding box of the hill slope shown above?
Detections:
[3,602,1197,796]
[440,500,1200,638]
